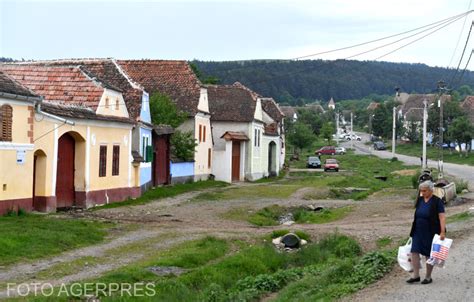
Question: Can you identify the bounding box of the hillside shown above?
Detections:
[194,59,474,105]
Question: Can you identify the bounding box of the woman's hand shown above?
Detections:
[440,232,446,240]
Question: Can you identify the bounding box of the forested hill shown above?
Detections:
[194,59,474,105]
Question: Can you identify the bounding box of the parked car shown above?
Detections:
[307,156,322,168]
[335,147,346,155]
[315,146,336,155]
[345,134,361,141]
[324,158,339,172]
[373,141,386,150]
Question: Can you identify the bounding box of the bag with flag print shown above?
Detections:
[427,234,453,268]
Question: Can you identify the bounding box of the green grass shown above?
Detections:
[376,236,393,249]
[0,214,110,266]
[92,180,228,210]
[292,207,352,224]
[447,211,473,223]
[396,142,474,166]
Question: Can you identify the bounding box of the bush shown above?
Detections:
[455,179,469,194]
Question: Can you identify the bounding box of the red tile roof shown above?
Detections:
[116,60,202,116]
[220,131,249,141]
[207,84,257,122]
[261,98,285,122]
[461,96,474,123]
[0,70,38,98]
[0,65,108,110]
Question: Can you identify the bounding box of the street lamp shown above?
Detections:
[422,99,428,169]
[437,80,447,178]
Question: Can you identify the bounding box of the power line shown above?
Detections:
[293,10,471,60]
[449,21,474,87]
[33,122,67,143]
[452,49,474,87]
[447,0,473,68]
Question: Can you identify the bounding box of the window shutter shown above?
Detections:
[112,145,120,176]
[1,105,13,142]
[203,125,206,142]
[199,125,202,142]
[99,145,107,177]
[208,148,211,168]
[146,145,154,163]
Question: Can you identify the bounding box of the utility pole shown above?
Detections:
[392,106,396,158]
[350,112,353,149]
[422,99,428,169]
[336,111,340,146]
[437,80,446,179]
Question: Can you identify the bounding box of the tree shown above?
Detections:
[297,108,323,135]
[406,121,420,142]
[320,122,334,144]
[287,122,316,152]
[170,131,198,161]
[448,117,473,157]
[427,99,465,144]
[149,92,187,128]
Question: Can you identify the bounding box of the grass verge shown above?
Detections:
[92,180,228,210]
[0,214,110,266]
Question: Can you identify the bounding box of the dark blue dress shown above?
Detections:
[411,197,445,257]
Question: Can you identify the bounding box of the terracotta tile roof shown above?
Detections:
[0,64,108,110]
[5,59,145,120]
[280,106,296,118]
[40,102,134,124]
[367,102,380,111]
[220,131,249,141]
[207,84,257,122]
[461,96,474,123]
[261,98,285,122]
[305,104,325,113]
[116,60,202,116]
[0,70,38,98]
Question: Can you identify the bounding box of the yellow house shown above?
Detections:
[1,65,140,212]
[0,71,41,214]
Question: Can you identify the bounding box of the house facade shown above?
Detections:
[261,98,286,169]
[207,84,281,183]
[0,71,41,214]
[115,60,213,182]
[0,65,140,212]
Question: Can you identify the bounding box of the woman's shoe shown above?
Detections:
[406,277,420,283]
[421,278,433,284]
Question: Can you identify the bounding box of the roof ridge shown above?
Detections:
[112,59,146,91]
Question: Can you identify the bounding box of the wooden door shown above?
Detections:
[56,133,75,208]
[154,136,169,185]
[232,141,241,182]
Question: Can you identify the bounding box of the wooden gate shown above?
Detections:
[232,141,241,182]
[56,133,75,208]
[153,136,170,185]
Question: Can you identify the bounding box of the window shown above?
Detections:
[203,125,206,142]
[0,104,13,142]
[99,145,107,177]
[115,99,119,110]
[112,145,120,176]
[199,125,202,142]
[254,129,258,147]
[146,145,153,163]
[208,148,212,169]
[105,98,109,109]
[254,129,260,147]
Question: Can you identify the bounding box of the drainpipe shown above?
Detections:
[35,98,75,126]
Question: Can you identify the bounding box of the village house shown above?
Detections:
[328,97,336,110]
[21,59,174,191]
[280,106,298,122]
[207,83,281,182]
[114,60,212,183]
[0,71,42,214]
[0,64,140,212]
[261,97,286,169]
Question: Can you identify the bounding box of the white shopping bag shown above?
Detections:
[427,234,453,268]
[397,238,412,271]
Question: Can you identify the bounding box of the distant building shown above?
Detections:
[367,102,380,111]
[280,106,297,121]
[328,97,335,110]
[461,96,474,124]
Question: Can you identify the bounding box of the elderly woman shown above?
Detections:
[407,180,446,284]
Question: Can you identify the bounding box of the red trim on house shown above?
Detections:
[33,196,57,212]
[75,187,141,208]
[0,197,33,215]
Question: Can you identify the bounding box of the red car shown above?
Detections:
[315,146,336,156]
[324,159,339,172]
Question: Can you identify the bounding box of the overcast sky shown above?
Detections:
[1,0,473,68]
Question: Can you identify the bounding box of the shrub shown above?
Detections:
[455,179,469,194]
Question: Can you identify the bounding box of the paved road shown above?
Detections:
[341,133,474,302]
[341,134,474,189]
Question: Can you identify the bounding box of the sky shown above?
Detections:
[0,0,473,68]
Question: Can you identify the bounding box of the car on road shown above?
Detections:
[315,146,336,155]
[324,158,339,172]
[373,141,386,150]
[307,156,322,168]
[345,134,361,141]
[335,147,346,155]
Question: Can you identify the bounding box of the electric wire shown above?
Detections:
[33,122,67,143]
[449,21,474,87]
[447,0,473,68]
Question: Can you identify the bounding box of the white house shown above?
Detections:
[207,83,281,183]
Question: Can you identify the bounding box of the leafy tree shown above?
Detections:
[149,92,187,128]
[320,122,334,144]
[427,99,465,144]
[171,131,198,161]
[297,108,323,135]
[287,122,316,152]
[406,121,420,142]
[448,117,473,156]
